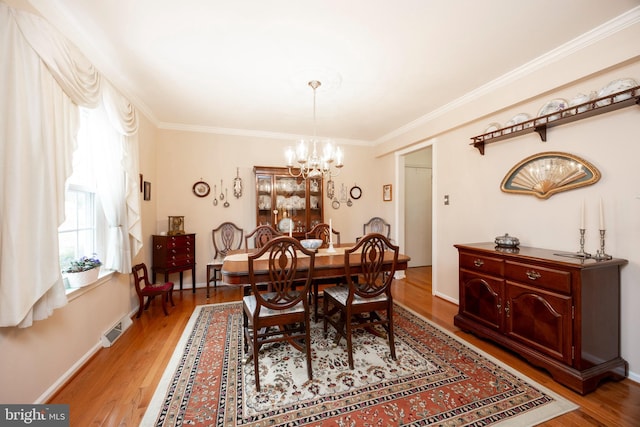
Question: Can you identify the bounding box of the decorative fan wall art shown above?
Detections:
[501,151,600,199]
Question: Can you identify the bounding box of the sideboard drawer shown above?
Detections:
[459,252,504,276]
[505,261,571,294]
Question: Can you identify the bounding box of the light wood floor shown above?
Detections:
[48,266,640,426]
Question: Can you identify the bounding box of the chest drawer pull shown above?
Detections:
[526,270,541,280]
[473,259,484,267]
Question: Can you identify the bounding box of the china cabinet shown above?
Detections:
[254,166,323,238]
[454,242,628,394]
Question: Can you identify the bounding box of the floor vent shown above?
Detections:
[101,316,132,347]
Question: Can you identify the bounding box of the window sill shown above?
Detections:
[65,270,116,302]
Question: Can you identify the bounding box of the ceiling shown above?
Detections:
[22,0,640,144]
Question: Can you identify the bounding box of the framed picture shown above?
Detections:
[168,216,185,235]
[143,181,151,201]
[383,184,392,202]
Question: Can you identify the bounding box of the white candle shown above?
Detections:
[580,200,585,229]
[289,219,292,237]
[599,198,604,230]
[329,219,333,245]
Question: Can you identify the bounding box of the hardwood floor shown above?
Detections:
[48,266,640,426]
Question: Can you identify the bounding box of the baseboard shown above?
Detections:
[35,309,137,404]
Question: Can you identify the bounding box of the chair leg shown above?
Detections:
[253,327,261,392]
[387,305,396,361]
[168,286,175,306]
[136,294,144,318]
[313,281,319,322]
[346,318,354,369]
[161,293,168,316]
[305,313,313,381]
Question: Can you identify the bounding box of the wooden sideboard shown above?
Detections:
[454,242,628,394]
[152,234,196,292]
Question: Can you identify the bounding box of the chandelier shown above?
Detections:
[285,80,344,180]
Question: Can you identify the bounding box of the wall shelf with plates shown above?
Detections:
[470,85,640,155]
[254,166,323,238]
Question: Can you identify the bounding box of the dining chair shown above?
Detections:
[206,222,243,295]
[322,233,399,369]
[244,224,282,250]
[362,217,391,239]
[131,263,175,318]
[305,222,342,321]
[305,222,341,247]
[242,236,316,391]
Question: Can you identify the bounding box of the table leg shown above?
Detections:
[206,265,212,299]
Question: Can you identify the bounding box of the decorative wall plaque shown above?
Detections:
[501,151,600,199]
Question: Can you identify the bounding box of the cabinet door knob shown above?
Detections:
[526,270,541,280]
[473,259,484,267]
[156,244,163,250]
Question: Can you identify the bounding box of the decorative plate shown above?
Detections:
[565,92,594,115]
[192,181,210,197]
[484,122,501,133]
[537,99,567,121]
[278,218,293,232]
[332,199,340,209]
[596,78,638,106]
[504,113,531,133]
[350,185,362,200]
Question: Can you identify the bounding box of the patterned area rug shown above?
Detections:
[142,302,577,426]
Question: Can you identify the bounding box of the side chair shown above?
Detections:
[131,263,175,318]
[323,233,399,369]
[244,224,282,250]
[242,236,316,392]
[361,217,391,239]
[206,222,243,297]
[305,222,341,321]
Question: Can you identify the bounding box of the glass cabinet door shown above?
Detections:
[254,166,324,238]
[274,176,305,233]
[256,174,273,226]
[307,178,323,231]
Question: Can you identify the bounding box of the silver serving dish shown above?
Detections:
[495,233,519,248]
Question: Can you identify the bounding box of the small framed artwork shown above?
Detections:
[143,181,151,201]
[168,216,185,235]
[383,184,392,202]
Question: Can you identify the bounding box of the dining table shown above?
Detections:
[220,243,411,288]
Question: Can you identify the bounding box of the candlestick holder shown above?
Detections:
[326,242,336,253]
[593,229,612,260]
[576,228,591,258]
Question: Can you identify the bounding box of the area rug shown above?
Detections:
[142,302,577,426]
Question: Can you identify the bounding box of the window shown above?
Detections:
[58,109,107,276]
[58,185,97,268]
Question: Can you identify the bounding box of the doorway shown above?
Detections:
[403,147,432,267]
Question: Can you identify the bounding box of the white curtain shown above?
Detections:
[0,3,142,327]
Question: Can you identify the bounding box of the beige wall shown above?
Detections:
[153,130,394,285]
[384,26,640,384]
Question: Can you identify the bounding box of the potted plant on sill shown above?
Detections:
[63,255,102,288]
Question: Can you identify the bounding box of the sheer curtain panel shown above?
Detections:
[0,4,141,327]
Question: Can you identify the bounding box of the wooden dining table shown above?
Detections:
[220,243,411,287]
